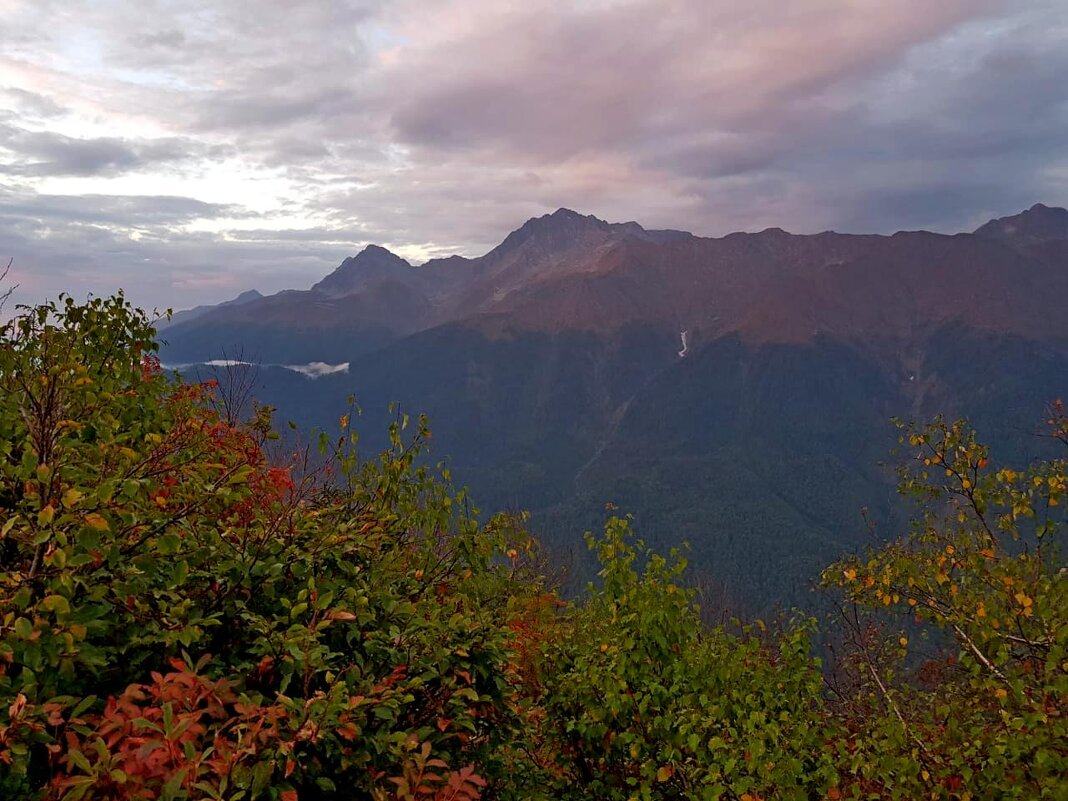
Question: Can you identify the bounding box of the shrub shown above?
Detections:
[823,411,1068,797]
[0,295,540,799]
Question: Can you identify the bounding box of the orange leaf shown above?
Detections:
[84,513,109,531]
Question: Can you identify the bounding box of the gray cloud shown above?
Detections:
[0,189,348,312]
[1,88,66,118]
[0,0,1065,311]
[0,125,203,177]
[0,187,242,224]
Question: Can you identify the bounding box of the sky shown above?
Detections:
[1,0,1066,312]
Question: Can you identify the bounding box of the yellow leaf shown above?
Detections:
[84,513,109,531]
[899,637,908,647]
[37,504,55,525]
[843,568,857,582]
[62,489,83,509]
[994,688,1007,700]
[656,765,673,782]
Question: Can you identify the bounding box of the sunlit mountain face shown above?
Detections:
[161,205,1068,611]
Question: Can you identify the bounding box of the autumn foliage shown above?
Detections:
[0,294,1065,799]
[0,295,532,799]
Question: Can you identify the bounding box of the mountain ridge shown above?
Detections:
[164,203,1068,360]
[159,202,1068,611]
[973,202,1068,246]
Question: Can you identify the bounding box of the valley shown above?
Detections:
[161,204,1068,611]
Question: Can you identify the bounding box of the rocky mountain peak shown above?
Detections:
[973,203,1068,246]
[487,208,615,257]
[311,244,412,297]
[231,289,264,304]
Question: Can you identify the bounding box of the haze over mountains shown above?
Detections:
[162,204,1068,609]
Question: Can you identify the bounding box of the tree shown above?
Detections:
[0,294,542,799]
[823,411,1068,797]
[2,291,1064,800]
[535,517,839,800]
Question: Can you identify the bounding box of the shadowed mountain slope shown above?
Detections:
[162,206,1068,610]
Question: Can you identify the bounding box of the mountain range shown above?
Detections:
[161,203,1068,610]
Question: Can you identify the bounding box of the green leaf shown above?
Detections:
[40,594,71,615]
[1,515,18,537]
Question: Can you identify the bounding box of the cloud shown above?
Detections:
[1,87,66,118]
[0,125,203,176]
[0,0,1065,311]
[0,186,346,310]
[383,0,984,159]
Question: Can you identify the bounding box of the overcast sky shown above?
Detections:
[1,0,1066,312]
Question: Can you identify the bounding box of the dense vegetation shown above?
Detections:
[209,323,1068,614]
[1,295,1065,799]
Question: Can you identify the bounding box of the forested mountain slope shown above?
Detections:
[162,205,1068,609]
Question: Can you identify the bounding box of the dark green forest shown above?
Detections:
[1,294,1065,799]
